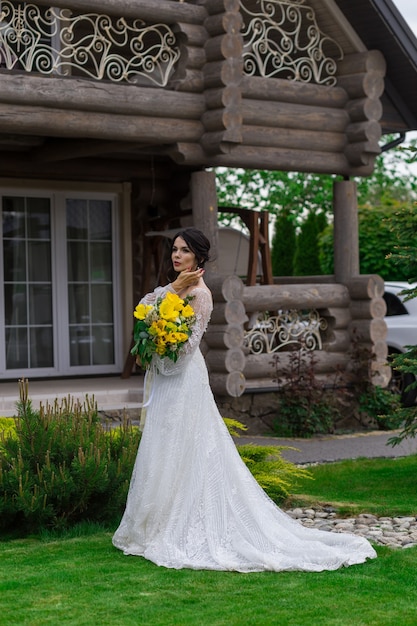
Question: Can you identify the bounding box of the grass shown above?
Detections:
[0,534,416,626]
[1,455,417,625]
[287,455,417,516]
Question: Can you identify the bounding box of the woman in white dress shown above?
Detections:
[112,227,376,572]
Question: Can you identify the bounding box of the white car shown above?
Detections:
[383,281,417,406]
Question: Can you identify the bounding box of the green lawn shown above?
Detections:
[288,455,417,516]
[1,535,416,626]
[1,455,417,626]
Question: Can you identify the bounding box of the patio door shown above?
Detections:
[0,191,121,377]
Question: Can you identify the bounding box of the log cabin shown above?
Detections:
[0,0,417,428]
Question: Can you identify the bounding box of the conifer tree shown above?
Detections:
[271,211,296,276]
[293,212,325,276]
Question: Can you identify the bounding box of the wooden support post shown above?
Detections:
[191,170,219,272]
[333,180,359,283]
[259,211,273,285]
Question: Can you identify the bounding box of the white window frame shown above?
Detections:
[0,187,123,378]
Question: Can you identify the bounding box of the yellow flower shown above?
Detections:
[181,304,195,318]
[149,320,167,337]
[134,303,153,320]
[166,331,189,344]
[155,337,167,355]
[159,292,184,321]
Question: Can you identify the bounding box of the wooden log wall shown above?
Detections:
[33,0,206,23]
[205,274,247,397]
[172,22,207,92]
[200,0,243,154]
[241,283,352,389]
[346,275,391,387]
[1,0,389,180]
[167,4,388,177]
[337,51,387,167]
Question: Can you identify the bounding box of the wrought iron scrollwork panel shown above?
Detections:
[240,0,343,85]
[244,309,328,354]
[0,2,180,86]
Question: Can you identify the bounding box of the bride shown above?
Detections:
[112,227,376,572]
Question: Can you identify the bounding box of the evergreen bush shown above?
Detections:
[237,445,312,502]
[0,380,141,534]
[319,203,417,279]
[223,417,312,501]
[271,211,296,276]
[293,212,326,276]
[0,384,312,534]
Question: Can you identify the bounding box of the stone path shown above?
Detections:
[286,507,417,549]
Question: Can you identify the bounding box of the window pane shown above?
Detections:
[69,326,91,366]
[4,284,27,325]
[2,195,52,372]
[3,240,26,282]
[27,198,51,239]
[6,327,28,369]
[91,284,113,323]
[30,327,53,367]
[67,242,88,282]
[93,326,114,364]
[2,197,25,238]
[29,285,52,325]
[67,199,88,239]
[68,284,89,324]
[90,242,112,282]
[90,200,112,240]
[66,197,115,368]
[28,241,51,282]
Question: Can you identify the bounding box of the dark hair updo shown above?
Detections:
[170,227,211,270]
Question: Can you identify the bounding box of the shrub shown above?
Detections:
[0,417,17,451]
[272,347,341,437]
[0,380,141,534]
[270,338,400,437]
[0,383,310,534]
[224,417,312,501]
[319,203,417,279]
[293,211,326,276]
[358,385,401,430]
[237,444,312,502]
[387,345,417,444]
[271,210,296,276]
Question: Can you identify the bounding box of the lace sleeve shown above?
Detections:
[139,284,176,305]
[154,288,213,376]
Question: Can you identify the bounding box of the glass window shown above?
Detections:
[383,292,409,317]
[2,196,53,370]
[66,198,114,367]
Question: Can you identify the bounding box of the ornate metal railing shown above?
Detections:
[240,0,343,86]
[0,1,180,85]
[244,309,328,354]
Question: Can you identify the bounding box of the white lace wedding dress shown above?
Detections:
[112,285,377,572]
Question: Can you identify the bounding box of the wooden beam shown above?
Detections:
[0,74,205,119]
[333,180,359,282]
[241,125,346,153]
[241,100,349,132]
[0,103,203,144]
[241,75,348,108]
[0,153,177,182]
[32,139,150,162]
[242,283,350,312]
[170,143,375,177]
[33,0,206,24]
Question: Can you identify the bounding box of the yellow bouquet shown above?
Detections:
[131,291,196,368]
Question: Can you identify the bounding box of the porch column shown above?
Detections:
[333,179,359,282]
[191,170,219,272]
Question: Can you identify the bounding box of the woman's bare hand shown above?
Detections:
[172,268,205,294]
